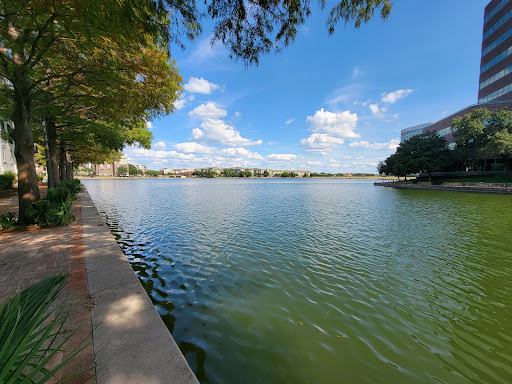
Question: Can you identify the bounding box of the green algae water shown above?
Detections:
[82,178,512,384]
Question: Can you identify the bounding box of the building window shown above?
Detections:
[482,27,512,57]
[483,7,512,41]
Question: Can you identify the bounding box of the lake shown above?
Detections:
[82,178,512,384]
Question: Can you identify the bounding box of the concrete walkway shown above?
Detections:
[81,187,199,384]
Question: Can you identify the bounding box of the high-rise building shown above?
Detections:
[478,0,512,103]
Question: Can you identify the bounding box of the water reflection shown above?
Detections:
[83,179,512,384]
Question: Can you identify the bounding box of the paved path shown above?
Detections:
[81,187,199,384]
[0,192,95,383]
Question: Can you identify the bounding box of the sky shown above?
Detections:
[124,0,490,173]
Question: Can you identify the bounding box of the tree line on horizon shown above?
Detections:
[1,0,393,224]
[378,108,512,181]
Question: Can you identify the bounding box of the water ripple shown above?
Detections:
[84,178,512,384]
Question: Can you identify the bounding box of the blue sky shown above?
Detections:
[124,0,490,173]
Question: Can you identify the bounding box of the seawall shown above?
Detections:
[374,182,512,194]
[81,185,199,384]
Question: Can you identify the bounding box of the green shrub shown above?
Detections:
[26,197,74,227]
[0,274,88,383]
[0,171,16,190]
[57,179,81,198]
[0,212,18,230]
[37,173,44,182]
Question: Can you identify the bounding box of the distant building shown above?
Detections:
[94,157,128,176]
[160,167,170,175]
[400,123,433,142]
[134,164,147,174]
[0,120,16,175]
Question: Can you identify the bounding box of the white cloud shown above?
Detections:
[381,89,412,104]
[130,148,196,161]
[352,66,362,79]
[174,98,187,110]
[192,118,262,147]
[349,138,400,151]
[188,95,195,101]
[326,83,365,106]
[267,154,297,161]
[306,108,359,138]
[369,104,387,118]
[189,102,227,119]
[183,77,220,94]
[217,147,262,159]
[300,133,344,152]
[233,111,242,119]
[330,163,340,167]
[307,161,322,166]
[174,142,214,154]
[152,141,167,150]
[285,118,295,125]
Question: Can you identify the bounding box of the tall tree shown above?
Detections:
[378,132,451,182]
[453,108,512,177]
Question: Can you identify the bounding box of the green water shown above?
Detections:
[83,178,512,384]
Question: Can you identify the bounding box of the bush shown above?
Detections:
[0,274,88,382]
[26,183,78,227]
[57,179,81,199]
[0,171,16,190]
[0,212,18,230]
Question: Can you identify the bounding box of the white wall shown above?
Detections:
[0,121,17,175]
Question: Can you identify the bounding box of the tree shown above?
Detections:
[263,169,269,177]
[0,0,183,223]
[129,164,141,175]
[117,165,128,176]
[453,108,512,177]
[378,132,451,182]
[281,171,290,177]
[145,170,160,177]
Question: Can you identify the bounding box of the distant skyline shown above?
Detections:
[124,0,490,173]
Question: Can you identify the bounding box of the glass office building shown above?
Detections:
[479,0,512,103]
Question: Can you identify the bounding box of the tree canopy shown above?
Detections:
[453,108,512,176]
[378,131,451,181]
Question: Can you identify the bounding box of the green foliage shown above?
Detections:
[0,172,16,190]
[145,170,160,177]
[0,274,86,383]
[209,0,393,66]
[57,179,81,198]
[26,184,78,227]
[221,170,237,177]
[0,212,18,230]
[290,172,298,177]
[281,171,290,177]
[263,169,269,177]
[378,132,451,180]
[453,108,512,175]
[239,170,252,177]
[128,164,142,175]
[117,166,128,175]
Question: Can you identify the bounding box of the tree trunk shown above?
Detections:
[42,120,54,189]
[66,151,73,180]
[60,142,67,181]
[12,69,40,224]
[504,155,510,178]
[47,118,60,187]
[428,171,432,183]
